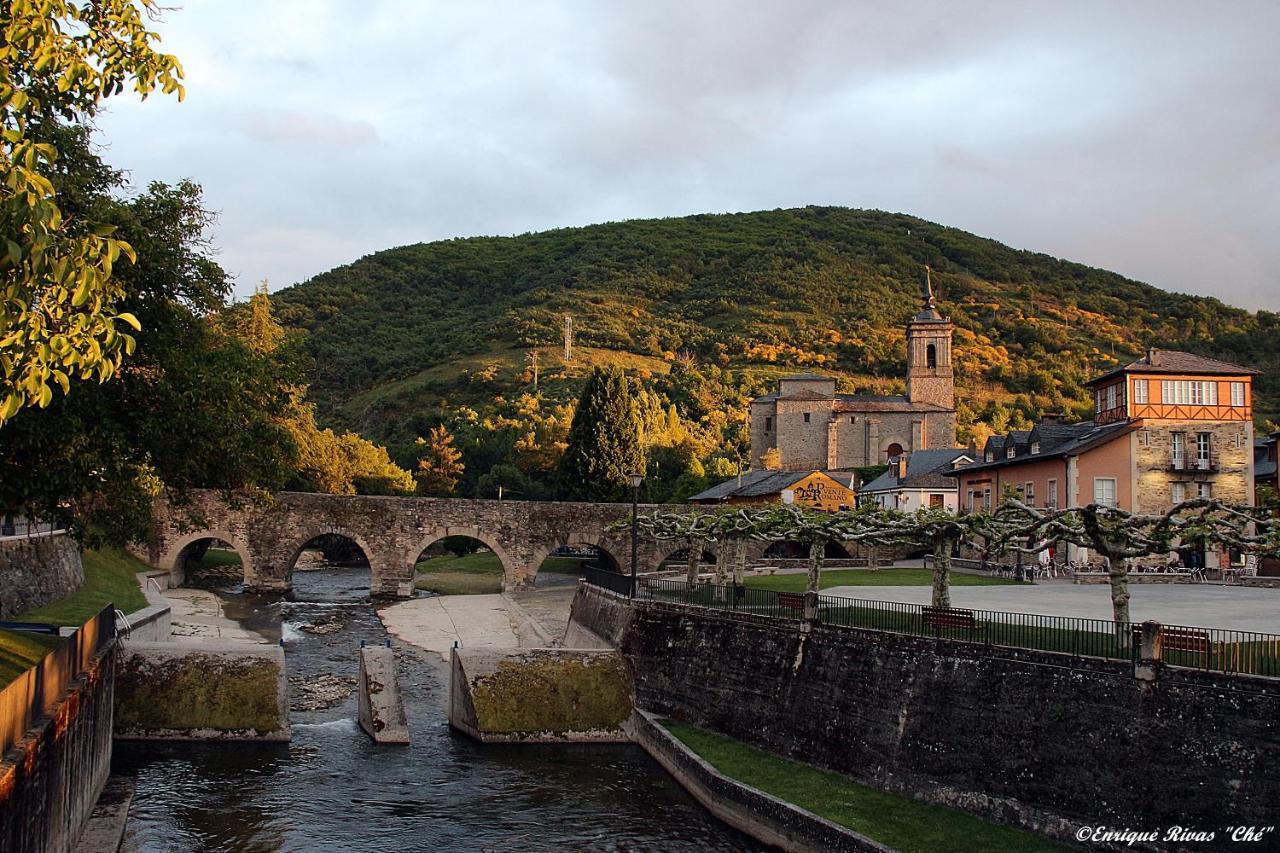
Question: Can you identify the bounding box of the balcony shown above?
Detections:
[1169,454,1218,474]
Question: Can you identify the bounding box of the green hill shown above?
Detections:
[271,207,1278,493]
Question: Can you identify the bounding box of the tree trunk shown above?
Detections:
[805,538,824,620]
[685,537,701,587]
[930,540,952,608]
[733,537,748,586]
[1108,556,1131,624]
[712,537,728,602]
[868,544,880,572]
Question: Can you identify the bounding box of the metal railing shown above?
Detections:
[582,564,634,597]
[610,576,1280,679]
[0,604,117,755]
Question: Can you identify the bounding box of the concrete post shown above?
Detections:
[1134,620,1162,682]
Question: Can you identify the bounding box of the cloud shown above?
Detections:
[94,1,1280,311]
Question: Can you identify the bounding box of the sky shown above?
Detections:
[96,1,1280,310]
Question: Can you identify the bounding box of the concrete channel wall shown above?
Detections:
[569,584,1280,846]
[0,643,116,853]
[0,534,83,618]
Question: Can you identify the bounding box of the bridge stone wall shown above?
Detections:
[142,490,672,596]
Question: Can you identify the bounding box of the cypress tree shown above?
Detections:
[558,366,645,501]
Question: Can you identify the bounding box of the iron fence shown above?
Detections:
[582,564,634,597]
[0,604,116,755]
[600,574,1280,679]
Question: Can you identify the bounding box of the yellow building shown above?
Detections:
[689,469,856,511]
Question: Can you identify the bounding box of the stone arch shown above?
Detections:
[883,440,906,461]
[164,529,253,588]
[525,530,625,587]
[406,526,515,586]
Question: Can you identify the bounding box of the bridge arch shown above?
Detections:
[407,527,515,584]
[165,529,253,587]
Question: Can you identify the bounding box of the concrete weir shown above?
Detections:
[358,646,409,744]
[449,647,632,742]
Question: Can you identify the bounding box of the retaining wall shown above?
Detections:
[0,535,82,618]
[571,585,1280,846]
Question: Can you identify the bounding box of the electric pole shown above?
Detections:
[563,315,573,363]
[526,349,539,390]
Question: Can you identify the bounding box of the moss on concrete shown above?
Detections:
[469,652,632,735]
[114,652,282,735]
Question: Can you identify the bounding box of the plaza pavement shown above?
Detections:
[820,581,1280,633]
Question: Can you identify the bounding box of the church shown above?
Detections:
[749,271,957,471]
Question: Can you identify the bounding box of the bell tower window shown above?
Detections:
[926,344,937,369]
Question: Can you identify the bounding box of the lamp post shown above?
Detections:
[629,472,643,597]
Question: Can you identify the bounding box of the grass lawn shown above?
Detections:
[745,567,1020,593]
[662,720,1068,853]
[192,547,242,569]
[21,548,149,627]
[414,551,588,595]
[0,628,62,689]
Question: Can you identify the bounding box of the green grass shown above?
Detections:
[662,720,1068,853]
[192,547,242,569]
[21,547,149,626]
[413,551,588,595]
[745,567,1020,593]
[0,628,62,689]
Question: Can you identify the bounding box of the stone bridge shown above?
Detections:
[140,490,702,596]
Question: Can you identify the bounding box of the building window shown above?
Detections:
[1134,379,1148,404]
[803,412,811,423]
[926,344,937,369]
[1172,482,1186,504]
[1047,479,1058,509]
[1106,384,1117,410]
[929,493,944,508]
[1198,482,1212,499]
[1162,380,1218,406]
[1006,446,1016,459]
[967,490,975,512]
[1024,481,1035,505]
[1030,441,1041,455]
[1231,382,1245,406]
[1094,390,1104,414]
[985,451,993,462]
[983,488,992,510]
[1093,477,1117,508]
[1172,432,1186,467]
[764,416,772,432]
[1196,432,1211,469]
[849,416,856,424]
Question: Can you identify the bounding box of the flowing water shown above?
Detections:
[112,565,760,852]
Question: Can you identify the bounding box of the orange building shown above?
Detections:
[948,350,1259,570]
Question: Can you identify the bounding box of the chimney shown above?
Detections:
[1146,347,1157,364]
[896,455,908,480]
[1041,413,1067,425]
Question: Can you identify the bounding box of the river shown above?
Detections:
[112,565,761,852]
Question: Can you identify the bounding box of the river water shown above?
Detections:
[112,566,760,852]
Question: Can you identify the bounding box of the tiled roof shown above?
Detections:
[690,469,854,502]
[1087,349,1260,386]
[861,449,973,493]
[950,419,1134,476]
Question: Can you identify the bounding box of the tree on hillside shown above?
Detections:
[558,366,645,502]
[416,425,465,495]
[760,448,782,471]
[1,0,185,424]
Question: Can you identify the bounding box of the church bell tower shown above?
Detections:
[905,267,954,410]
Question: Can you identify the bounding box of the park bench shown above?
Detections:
[922,605,986,638]
[1160,626,1213,659]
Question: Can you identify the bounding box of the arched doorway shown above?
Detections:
[412,533,512,596]
[289,533,371,602]
[885,442,904,461]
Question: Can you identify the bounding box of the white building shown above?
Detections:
[857,449,973,512]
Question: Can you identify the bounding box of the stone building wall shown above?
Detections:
[0,534,83,619]
[570,588,1280,844]
[1133,420,1254,513]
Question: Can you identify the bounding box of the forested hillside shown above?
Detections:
[271,207,1279,500]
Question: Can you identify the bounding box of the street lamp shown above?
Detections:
[629,471,644,597]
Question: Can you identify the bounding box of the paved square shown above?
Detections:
[820,581,1280,633]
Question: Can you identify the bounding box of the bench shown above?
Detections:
[1160,626,1213,657]
[922,606,986,636]
[776,591,806,613]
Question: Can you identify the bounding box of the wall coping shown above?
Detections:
[627,709,888,853]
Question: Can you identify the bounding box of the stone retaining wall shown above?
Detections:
[571,586,1280,847]
[0,534,82,618]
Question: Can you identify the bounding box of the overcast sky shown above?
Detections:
[96,1,1279,310]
